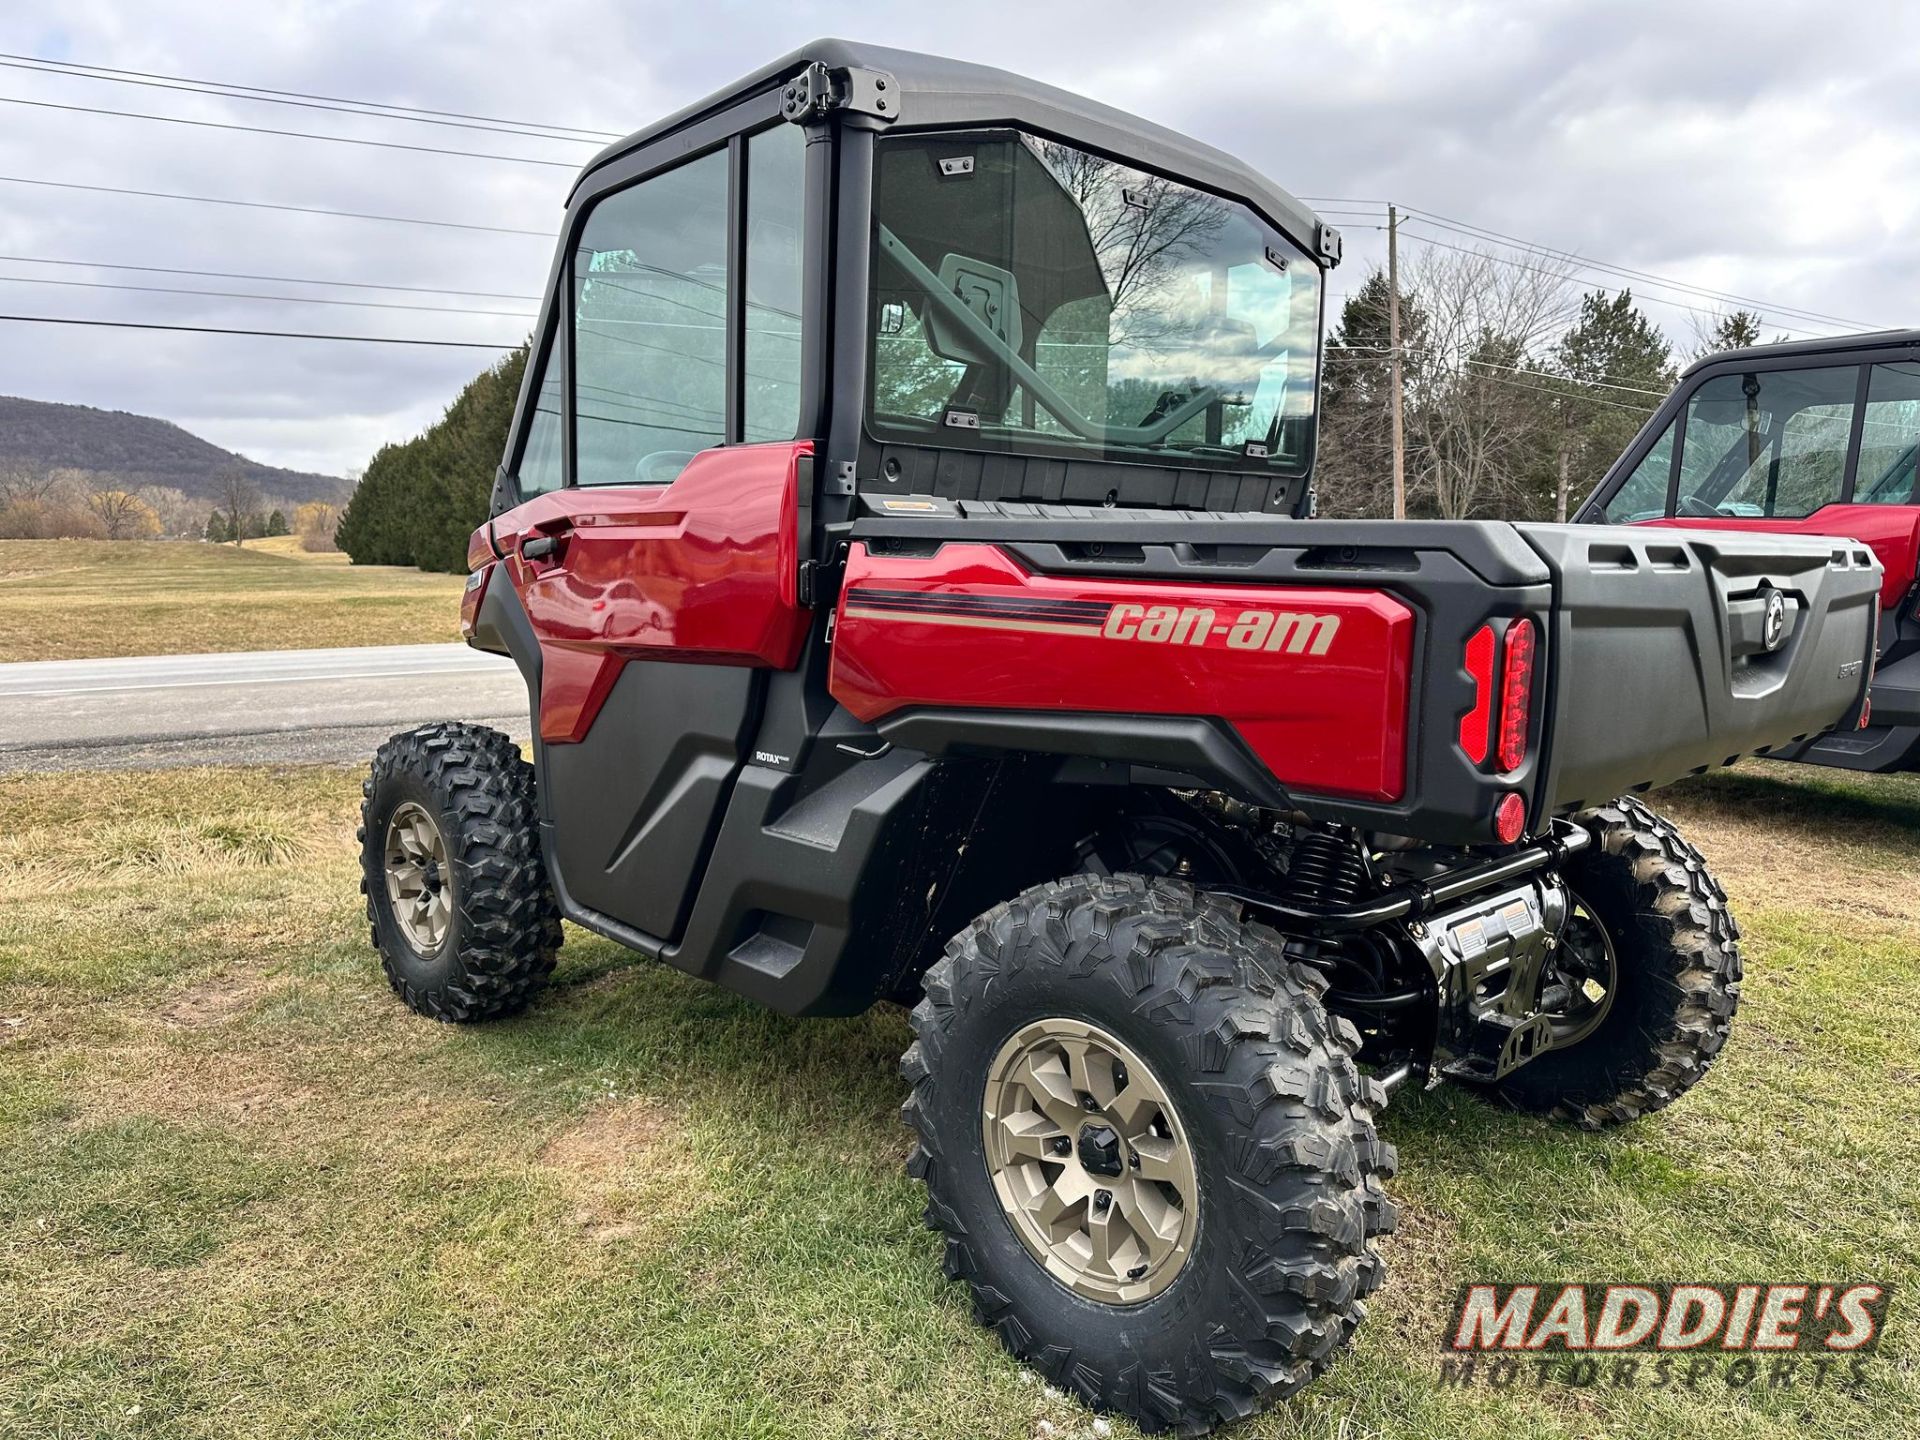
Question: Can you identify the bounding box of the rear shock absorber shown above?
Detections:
[1283,827,1370,909]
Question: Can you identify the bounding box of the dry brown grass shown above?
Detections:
[2,757,1916,1439]
[0,538,461,660]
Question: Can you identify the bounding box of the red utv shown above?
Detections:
[357,42,1879,1434]
[1578,329,1920,772]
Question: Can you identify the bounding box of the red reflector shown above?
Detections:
[1496,618,1537,774]
[1493,792,1526,844]
[1859,695,1872,730]
[1459,624,1495,765]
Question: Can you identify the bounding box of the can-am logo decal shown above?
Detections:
[1102,604,1339,654]
[1440,1282,1889,1392]
[841,588,1341,656]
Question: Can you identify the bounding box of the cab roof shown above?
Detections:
[1680,326,1920,379]
[573,38,1327,257]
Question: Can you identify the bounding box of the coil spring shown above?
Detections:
[1285,829,1368,908]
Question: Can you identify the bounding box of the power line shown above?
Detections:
[0,252,541,302]
[1327,342,1672,400]
[0,174,553,237]
[1326,348,1657,416]
[1312,195,1873,339]
[1394,227,1836,339]
[0,55,611,145]
[1401,204,1877,333]
[0,313,516,348]
[0,270,537,318]
[0,51,619,140]
[0,93,580,169]
[1471,368,1655,415]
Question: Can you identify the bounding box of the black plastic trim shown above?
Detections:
[875,708,1293,810]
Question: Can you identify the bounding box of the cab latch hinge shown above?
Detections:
[781,63,899,124]
[798,543,849,609]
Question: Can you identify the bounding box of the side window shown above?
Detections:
[573,150,728,486]
[1674,366,1857,519]
[743,125,806,443]
[513,330,564,497]
[1855,362,1920,505]
[1599,423,1674,521]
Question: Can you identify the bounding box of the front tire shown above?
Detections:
[902,875,1396,1434]
[1494,796,1741,1127]
[359,722,562,1022]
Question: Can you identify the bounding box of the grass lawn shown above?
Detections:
[1,759,1915,1438]
[0,540,463,662]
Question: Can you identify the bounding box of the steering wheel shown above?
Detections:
[1677,494,1722,518]
[634,450,697,484]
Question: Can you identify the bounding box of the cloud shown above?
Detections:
[0,0,1910,474]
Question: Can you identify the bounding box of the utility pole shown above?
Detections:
[1387,203,1406,520]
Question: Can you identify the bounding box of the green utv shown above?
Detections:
[358,41,1881,1434]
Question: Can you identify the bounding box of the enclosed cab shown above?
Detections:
[1578,328,1920,772]
[362,41,1884,1435]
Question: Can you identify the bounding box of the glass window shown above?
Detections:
[513,330,564,497]
[1673,366,1858,519]
[744,126,806,443]
[868,131,1321,471]
[573,150,728,486]
[1855,362,1920,505]
[1598,423,1674,521]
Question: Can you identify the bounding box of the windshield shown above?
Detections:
[868,130,1321,471]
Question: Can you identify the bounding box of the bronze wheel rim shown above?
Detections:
[384,801,451,954]
[982,1018,1199,1304]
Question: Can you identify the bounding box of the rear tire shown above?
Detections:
[902,875,1396,1434]
[1494,796,1741,1127]
[359,722,561,1022]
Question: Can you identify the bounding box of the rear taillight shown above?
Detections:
[1459,624,1495,765]
[1493,792,1527,844]
[1496,618,1537,774]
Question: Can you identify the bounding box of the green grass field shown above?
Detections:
[1,760,1915,1438]
[0,539,463,662]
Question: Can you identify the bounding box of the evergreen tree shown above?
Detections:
[266,508,288,536]
[1317,270,1430,518]
[203,509,231,542]
[1549,290,1675,519]
[1693,309,1771,360]
[337,346,528,572]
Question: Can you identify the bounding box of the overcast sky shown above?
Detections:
[0,1,1913,477]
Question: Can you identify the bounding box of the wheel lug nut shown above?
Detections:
[1081,1093,1099,1111]
[1052,1136,1072,1156]
[1128,1149,1140,1169]
[1094,1190,1111,1211]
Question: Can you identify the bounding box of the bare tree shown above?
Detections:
[0,463,61,507]
[216,465,262,546]
[1401,245,1576,517]
[1035,141,1229,349]
[86,476,159,540]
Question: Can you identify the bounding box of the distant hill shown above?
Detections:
[0,395,351,507]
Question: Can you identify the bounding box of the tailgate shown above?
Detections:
[1519,524,1882,813]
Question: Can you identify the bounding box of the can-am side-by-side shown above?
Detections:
[355,42,1881,1434]
[1580,326,1920,774]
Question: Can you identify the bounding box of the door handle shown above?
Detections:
[522,535,560,561]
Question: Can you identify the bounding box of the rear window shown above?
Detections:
[867,129,1321,475]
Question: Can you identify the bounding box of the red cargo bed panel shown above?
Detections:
[830,543,1415,803]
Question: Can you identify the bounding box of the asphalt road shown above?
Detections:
[0,644,528,772]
